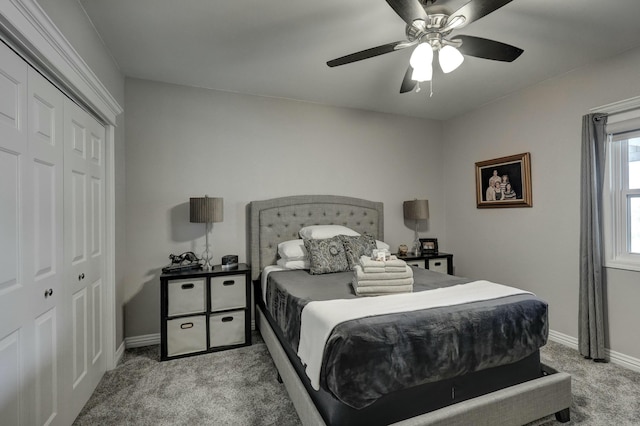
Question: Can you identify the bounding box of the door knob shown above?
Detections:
[44,288,53,298]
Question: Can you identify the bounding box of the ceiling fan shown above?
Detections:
[327,0,524,94]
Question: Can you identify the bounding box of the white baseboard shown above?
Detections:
[125,333,160,348]
[548,330,578,350]
[113,341,125,368]
[548,329,640,373]
[124,323,257,350]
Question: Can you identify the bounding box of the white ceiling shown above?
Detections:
[80,0,640,120]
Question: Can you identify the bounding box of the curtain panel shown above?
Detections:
[579,112,608,360]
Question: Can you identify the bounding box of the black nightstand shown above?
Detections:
[160,264,251,361]
[397,252,454,275]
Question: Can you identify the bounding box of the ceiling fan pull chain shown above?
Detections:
[415,82,421,93]
[430,80,434,97]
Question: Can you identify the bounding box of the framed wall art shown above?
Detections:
[475,152,532,208]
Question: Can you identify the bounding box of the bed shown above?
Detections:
[250,195,571,426]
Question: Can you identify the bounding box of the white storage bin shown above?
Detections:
[168,278,205,316]
[167,316,206,357]
[406,259,426,269]
[428,258,449,274]
[209,311,245,347]
[210,275,246,311]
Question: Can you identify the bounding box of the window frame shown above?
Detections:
[603,134,640,271]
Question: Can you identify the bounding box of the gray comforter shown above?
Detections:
[265,268,548,409]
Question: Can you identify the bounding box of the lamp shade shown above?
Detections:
[190,196,223,223]
[403,199,429,221]
[410,43,433,70]
[439,45,464,74]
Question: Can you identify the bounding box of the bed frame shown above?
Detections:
[249,195,571,426]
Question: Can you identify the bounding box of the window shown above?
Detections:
[604,133,640,270]
[595,96,640,271]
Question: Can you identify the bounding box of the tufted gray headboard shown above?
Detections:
[249,195,384,281]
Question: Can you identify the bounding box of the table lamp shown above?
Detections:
[190,195,223,270]
[403,199,429,256]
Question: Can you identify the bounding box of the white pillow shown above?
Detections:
[376,240,390,251]
[276,258,310,270]
[299,225,360,240]
[278,239,307,260]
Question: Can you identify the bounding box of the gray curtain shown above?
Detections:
[579,112,608,360]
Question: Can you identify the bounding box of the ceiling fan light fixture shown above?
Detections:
[411,64,432,82]
[409,43,433,71]
[446,15,466,29]
[439,45,464,73]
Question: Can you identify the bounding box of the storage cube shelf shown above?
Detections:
[396,252,454,275]
[160,264,251,361]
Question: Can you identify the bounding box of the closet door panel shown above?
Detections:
[0,41,29,426]
[0,150,20,292]
[27,68,65,426]
[34,308,58,426]
[64,99,105,419]
[0,330,21,425]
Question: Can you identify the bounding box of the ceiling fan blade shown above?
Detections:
[448,0,513,29]
[453,35,523,62]
[400,66,417,93]
[385,0,428,25]
[327,41,408,67]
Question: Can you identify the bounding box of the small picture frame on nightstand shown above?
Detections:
[420,238,438,255]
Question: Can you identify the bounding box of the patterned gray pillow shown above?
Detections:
[303,236,350,275]
[340,234,377,269]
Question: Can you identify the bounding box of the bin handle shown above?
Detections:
[181,283,195,289]
[223,280,235,286]
[180,322,194,329]
[221,317,234,323]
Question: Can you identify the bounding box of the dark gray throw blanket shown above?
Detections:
[265,268,548,409]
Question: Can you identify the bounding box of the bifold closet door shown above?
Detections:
[0,42,65,426]
[63,98,106,420]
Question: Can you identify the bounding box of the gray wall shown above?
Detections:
[37,0,127,346]
[123,78,445,337]
[443,46,640,360]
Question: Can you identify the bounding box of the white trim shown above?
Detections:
[591,95,640,115]
[104,124,117,369]
[603,135,640,272]
[125,334,161,349]
[547,329,578,350]
[0,0,122,124]
[1,0,123,370]
[548,329,640,373]
[114,341,125,366]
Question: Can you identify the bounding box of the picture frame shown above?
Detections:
[419,238,438,255]
[475,152,532,208]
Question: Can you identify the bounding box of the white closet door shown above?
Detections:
[26,68,66,426]
[63,98,106,420]
[0,43,65,426]
[0,40,30,426]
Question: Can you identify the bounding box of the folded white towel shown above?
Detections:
[359,256,384,268]
[354,265,413,282]
[362,266,385,273]
[353,283,413,296]
[354,276,414,288]
[360,255,408,273]
[383,266,408,273]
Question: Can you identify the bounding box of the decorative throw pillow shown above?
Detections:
[340,234,377,269]
[303,236,350,275]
